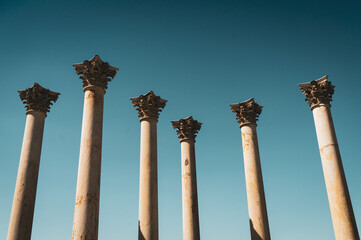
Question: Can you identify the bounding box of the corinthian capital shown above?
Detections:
[298,75,335,109]
[18,83,60,116]
[73,55,118,91]
[171,116,202,142]
[230,98,262,127]
[131,91,167,120]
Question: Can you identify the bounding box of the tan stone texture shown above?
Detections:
[8,111,45,240]
[181,140,200,240]
[299,76,359,239]
[8,83,59,240]
[172,116,201,240]
[138,118,159,240]
[132,91,166,240]
[72,87,104,240]
[230,99,270,240]
[312,105,359,240]
[72,55,118,240]
[241,124,270,240]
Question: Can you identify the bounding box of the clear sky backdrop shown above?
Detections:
[1,0,360,239]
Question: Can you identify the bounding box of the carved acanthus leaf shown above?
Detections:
[299,76,334,109]
[131,91,167,120]
[171,116,202,142]
[230,98,262,127]
[73,55,118,90]
[18,83,60,115]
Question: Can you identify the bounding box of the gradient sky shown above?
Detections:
[1,0,361,239]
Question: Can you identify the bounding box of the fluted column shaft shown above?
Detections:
[72,87,104,240]
[312,104,359,240]
[139,118,159,240]
[241,123,270,240]
[8,111,45,240]
[181,139,200,240]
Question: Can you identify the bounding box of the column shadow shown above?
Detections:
[138,222,145,240]
[250,219,263,240]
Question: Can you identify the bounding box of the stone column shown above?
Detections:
[8,83,59,240]
[299,76,359,240]
[131,91,167,240]
[72,55,118,240]
[172,116,202,240]
[230,98,271,240]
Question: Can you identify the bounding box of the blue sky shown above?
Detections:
[1,0,360,239]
